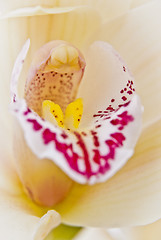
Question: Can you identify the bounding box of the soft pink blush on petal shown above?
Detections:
[11,40,142,185]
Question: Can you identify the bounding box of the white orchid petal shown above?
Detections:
[0,190,60,240]
[78,41,136,126]
[0,122,61,239]
[11,40,142,185]
[0,0,131,22]
[97,1,161,126]
[13,117,73,207]
[74,228,110,240]
[33,210,61,240]
[85,0,131,23]
[0,6,80,19]
[131,219,161,240]
[10,39,30,102]
[55,119,161,227]
[0,6,100,105]
[130,0,154,8]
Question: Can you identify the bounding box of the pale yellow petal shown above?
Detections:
[0,189,61,240]
[74,228,110,240]
[0,0,131,22]
[85,0,132,22]
[0,123,61,239]
[0,6,80,18]
[131,219,161,240]
[130,0,154,8]
[55,119,161,227]
[107,220,161,240]
[0,6,100,105]
[13,117,73,207]
[96,1,161,126]
[106,228,136,240]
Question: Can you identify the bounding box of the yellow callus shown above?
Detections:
[42,98,83,130]
[42,100,64,127]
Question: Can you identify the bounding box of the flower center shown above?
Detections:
[42,98,83,130]
[24,41,86,117]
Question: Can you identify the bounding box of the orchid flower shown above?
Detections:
[0,0,161,240]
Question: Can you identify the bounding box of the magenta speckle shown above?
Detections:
[61,133,68,139]
[110,111,134,130]
[122,96,127,101]
[110,119,120,125]
[27,119,42,131]
[127,90,133,95]
[13,94,16,102]
[111,132,125,146]
[24,108,31,116]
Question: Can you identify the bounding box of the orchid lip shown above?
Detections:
[10,39,142,185]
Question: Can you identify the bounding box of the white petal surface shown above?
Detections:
[55,119,161,227]
[96,1,161,126]
[130,0,154,8]
[0,38,61,239]
[74,228,110,240]
[0,6,100,107]
[0,0,131,22]
[0,6,80,18]
[0,119,61,240]
[78,41,136,126]
[132,219,161,240]
[0,190,60,240]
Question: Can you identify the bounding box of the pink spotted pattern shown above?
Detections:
[93,71,135,123]
[11,96,137,184]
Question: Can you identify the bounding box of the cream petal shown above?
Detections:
[78,41,136,126]
[85,0,131,22]
[130,0,154,8]
[0,6,82,18]
[55,118,161,227]
[0,6,100,104]
[0,190,61,240]
[0,19,15,130]
[106,228,135,240]
[131,219,161,240]
[33,210,61,240]
[0,124,61,239]
[0,50,62,238]
[13,118,74,207]
[96,1,161,126]
[106,220,161,240]
[0,0,131,22]
[74,228,110,240]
